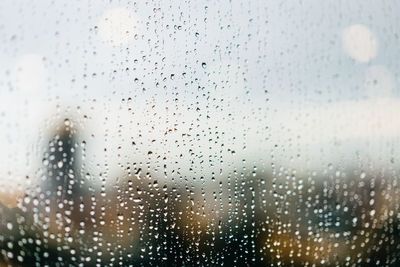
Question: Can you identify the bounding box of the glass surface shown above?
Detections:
[0,1,400,266]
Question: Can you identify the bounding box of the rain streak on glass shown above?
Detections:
[0,0,400,266]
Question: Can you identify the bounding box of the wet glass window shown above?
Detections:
[0,1,400,266]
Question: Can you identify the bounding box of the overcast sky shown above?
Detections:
[0,0,400,187]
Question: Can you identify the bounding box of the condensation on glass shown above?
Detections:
[0,1,399,266]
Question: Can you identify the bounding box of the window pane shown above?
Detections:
[0,1,399,266]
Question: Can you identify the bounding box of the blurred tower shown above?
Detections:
[33,118,92,264]
[41,118,86,203]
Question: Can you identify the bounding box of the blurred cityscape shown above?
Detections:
[0,117,399,266]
